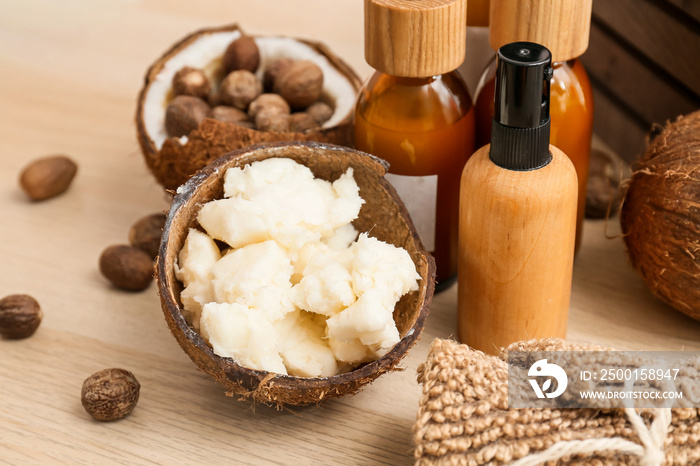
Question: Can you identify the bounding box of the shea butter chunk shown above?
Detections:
[211,240,295,322]
[223,157,316,199]
[328,168,365,228]
[180,281,214,331]
[361,322,401,358]
[199,158,364,250]
[197,196,312,249]
[200,302,287,374]
[176,229,221,329]
[323,223,358,250]
[292,247,355,316]
[327,336,374,365]
[275,311,338,377]
[326,288,396,342]
[351,233,420,299]
[175,228,221,286]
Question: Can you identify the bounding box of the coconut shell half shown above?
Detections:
[136,24,362,190]
[157,142,435,406]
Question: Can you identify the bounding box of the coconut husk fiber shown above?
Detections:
[414,338,700,465]
[157,141,435,407]
[151,117,355,191]
[620,110,700,320]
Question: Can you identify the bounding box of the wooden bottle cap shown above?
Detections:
[365,0,467,77]
[467,0,489,27]
[489,0,592,63]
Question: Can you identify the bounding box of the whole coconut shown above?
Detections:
[620,110,700,319]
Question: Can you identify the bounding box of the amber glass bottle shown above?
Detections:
[356,0,475,290]
[475,57,593,251]
[477,0,594,253]
[355,73,475,287]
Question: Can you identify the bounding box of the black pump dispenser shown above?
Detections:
[489,42,553,171]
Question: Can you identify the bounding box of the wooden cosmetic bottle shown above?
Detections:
[458,42,578,355]
[354,0,476,291]
[474,0,594,253]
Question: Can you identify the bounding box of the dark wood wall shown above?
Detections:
[581,0,700,162]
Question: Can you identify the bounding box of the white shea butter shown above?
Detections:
[180,281,213,331]
[292,245,355,316]
[323,223,358,250]
[351,233,421,299]
[275,310,338,377]
[327,336,374,365]
[361,322,401,357]
[175,229,221,330]
[212,240,295,322]
[200,302,287,374]
[198,158,364,250]
[326,288,395,341]
[175,228,221,286]
[176,158,420,377]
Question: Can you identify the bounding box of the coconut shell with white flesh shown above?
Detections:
[157,142,435,406]
[136,24,361,190]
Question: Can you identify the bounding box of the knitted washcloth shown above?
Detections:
[414,338,700,465]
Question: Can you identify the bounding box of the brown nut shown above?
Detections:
[248,93,291,119]
[263,57,294,91]
[99,245,154,291]
[306,101,333,125]
[81,368,140,422]
[289,112,319,133]
[219,70,263,110]
[274,60,324,109]
[223,35,260,74]
[255,111,290,132]
[207,89,222,107]
[172,66,211,99]
[165,95,210,138]
[208,106,250,125]
[0,294,42,339]
[19,155,78,201]
[129,213,166,259]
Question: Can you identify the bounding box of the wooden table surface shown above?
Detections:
[2,1,699,464]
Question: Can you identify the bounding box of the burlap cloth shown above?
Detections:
[413,338,700,465]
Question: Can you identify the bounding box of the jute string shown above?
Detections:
[509,407,672,466]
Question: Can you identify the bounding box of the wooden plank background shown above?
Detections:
[581,0,700,162]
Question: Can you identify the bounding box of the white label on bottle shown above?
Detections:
[384,173,438,252]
